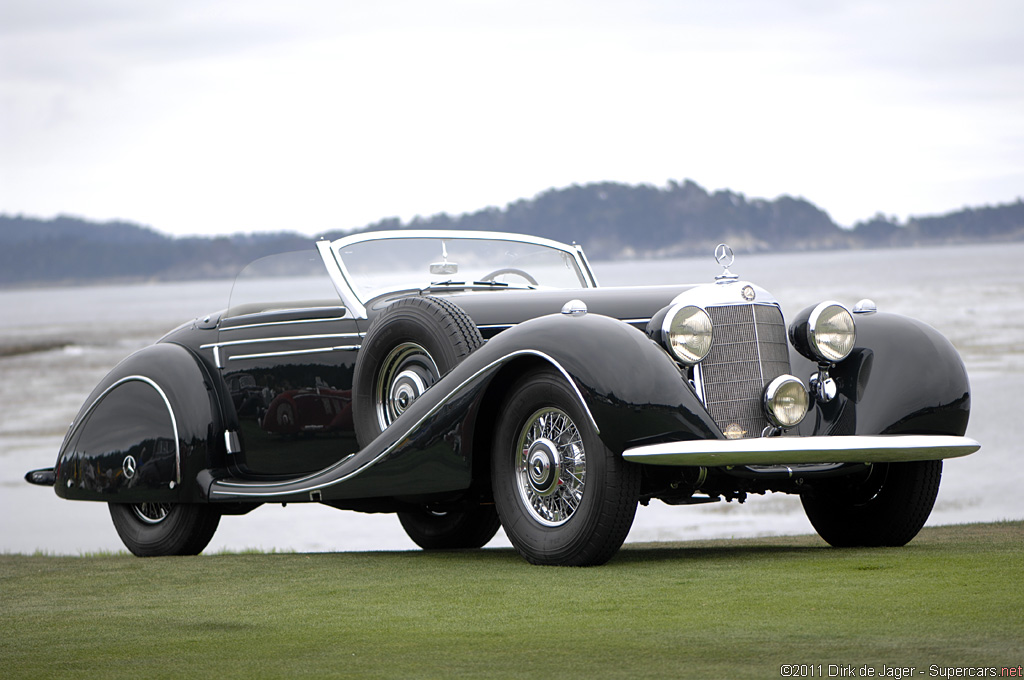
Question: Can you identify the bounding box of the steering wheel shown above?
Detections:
[479,268,539,286]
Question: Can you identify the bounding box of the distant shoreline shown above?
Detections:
[3,180,1022,287]
[3,236,1022,291]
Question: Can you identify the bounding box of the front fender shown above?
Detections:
[792,312,971,437]
[55,343,222,503]
[479,312,722,452]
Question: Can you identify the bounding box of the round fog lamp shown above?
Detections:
[809,302,856,363]
[764,375,809,428]
[664,305,713,365]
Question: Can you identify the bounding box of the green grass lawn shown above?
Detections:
[3,522,1022,679]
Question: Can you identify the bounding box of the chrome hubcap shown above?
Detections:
[515,408,586,526]
[375,343,439,431]
[390,369,427,413]
[526,439,562,497]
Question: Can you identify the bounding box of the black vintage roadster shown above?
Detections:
[26,231,979,565]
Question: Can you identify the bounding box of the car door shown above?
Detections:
[218,304,363,477]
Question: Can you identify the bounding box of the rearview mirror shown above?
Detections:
[429,262,458,275]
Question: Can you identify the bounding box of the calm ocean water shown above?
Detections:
[2,242,1021,554]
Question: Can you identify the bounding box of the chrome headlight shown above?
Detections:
[790,301,856,363]
[763,375,809,428]
[662,304,713,365]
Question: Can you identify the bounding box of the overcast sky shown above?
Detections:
[1,0,1021,237]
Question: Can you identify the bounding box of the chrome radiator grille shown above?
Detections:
[697,304,791,438]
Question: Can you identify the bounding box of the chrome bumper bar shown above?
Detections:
[622,435,981,467]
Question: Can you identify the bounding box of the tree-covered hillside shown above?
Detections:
[0,216,309,286]
[339,180,852,258]
[2,179,1021,286]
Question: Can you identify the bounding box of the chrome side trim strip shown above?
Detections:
[622,435,981,467]
[221,315,349,332]
[212,349,598,497]
[227,345,361,361]
[479,319,649,333]
[200,332,363,350]
[58,376,182,485]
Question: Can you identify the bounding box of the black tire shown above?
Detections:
[108,503,221,557]
[491,367,640,566]
[398,506,501,550]
[353,296,483,448]
[800,460,942,547]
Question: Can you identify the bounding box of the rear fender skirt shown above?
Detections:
[208,313,721,502]
[55,343,222,503]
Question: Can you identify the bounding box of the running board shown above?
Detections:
[622,435,980,467]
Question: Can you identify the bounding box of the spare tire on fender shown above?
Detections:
[352,295,484,449]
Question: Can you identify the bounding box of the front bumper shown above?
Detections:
[622,435,980,467]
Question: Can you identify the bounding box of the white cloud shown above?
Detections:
[1,0,1021,235]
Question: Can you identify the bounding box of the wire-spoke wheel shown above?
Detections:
[514,407,587,527]
[492,367,639,566]
[130,502,173,525]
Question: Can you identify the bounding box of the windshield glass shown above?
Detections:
[334,235,588,303]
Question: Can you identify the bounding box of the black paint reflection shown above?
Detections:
[59,380,178,498]
[223,361,359,477]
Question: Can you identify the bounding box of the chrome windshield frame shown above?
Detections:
[319,230,598,319]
